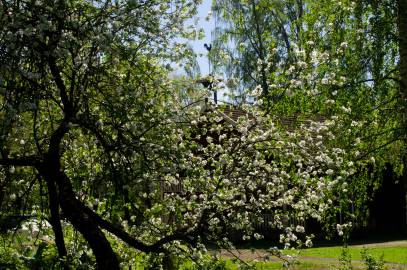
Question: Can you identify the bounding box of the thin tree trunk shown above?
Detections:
[251,0,269,96]
[45,177,69,269]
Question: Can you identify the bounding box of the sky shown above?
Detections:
[178,0,230,104]
[190,0,215,76]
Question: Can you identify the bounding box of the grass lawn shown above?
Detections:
[125,242,407,269]
[215,240,407,269]
[297,245,407,264]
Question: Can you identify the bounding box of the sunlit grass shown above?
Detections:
[295,245,407,264]
[212,242,407,269]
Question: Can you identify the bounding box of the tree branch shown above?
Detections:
[0,156,41,167]
[82,204,196,252]
[47,56,74,118]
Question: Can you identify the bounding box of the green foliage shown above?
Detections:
[1,0,405,269]
[0,233,64,270]
[338,247,353,270]
[181,256,229,270]
[0,242,24,270]
[212,0,405,237]
[361,248,385,270]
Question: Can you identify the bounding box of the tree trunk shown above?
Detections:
[39,118,120,269]
[59,174,120,269]
[40,164,120,269]
[45,177,69,269]
[59,192,120,269]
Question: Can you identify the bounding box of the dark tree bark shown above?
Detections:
[40,166,120,269]
[40,123,120,269]
[45,177,68,268]
[57,173,120,270]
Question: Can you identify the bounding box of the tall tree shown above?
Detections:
[212,0,406,233]
[212,0,304,102]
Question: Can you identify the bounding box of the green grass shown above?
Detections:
[114,243,407,269]
[295,245,407,264]
[214,242,407,269]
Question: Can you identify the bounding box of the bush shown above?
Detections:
[338,247,353,270]
[361,248,384,270]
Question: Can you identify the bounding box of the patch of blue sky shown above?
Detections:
[170,0,236,104]
[193,0,215,76]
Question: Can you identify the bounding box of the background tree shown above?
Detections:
[212,0,406,234]
[212,0,305,103]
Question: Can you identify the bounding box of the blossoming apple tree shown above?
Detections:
[0,0,359,269]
